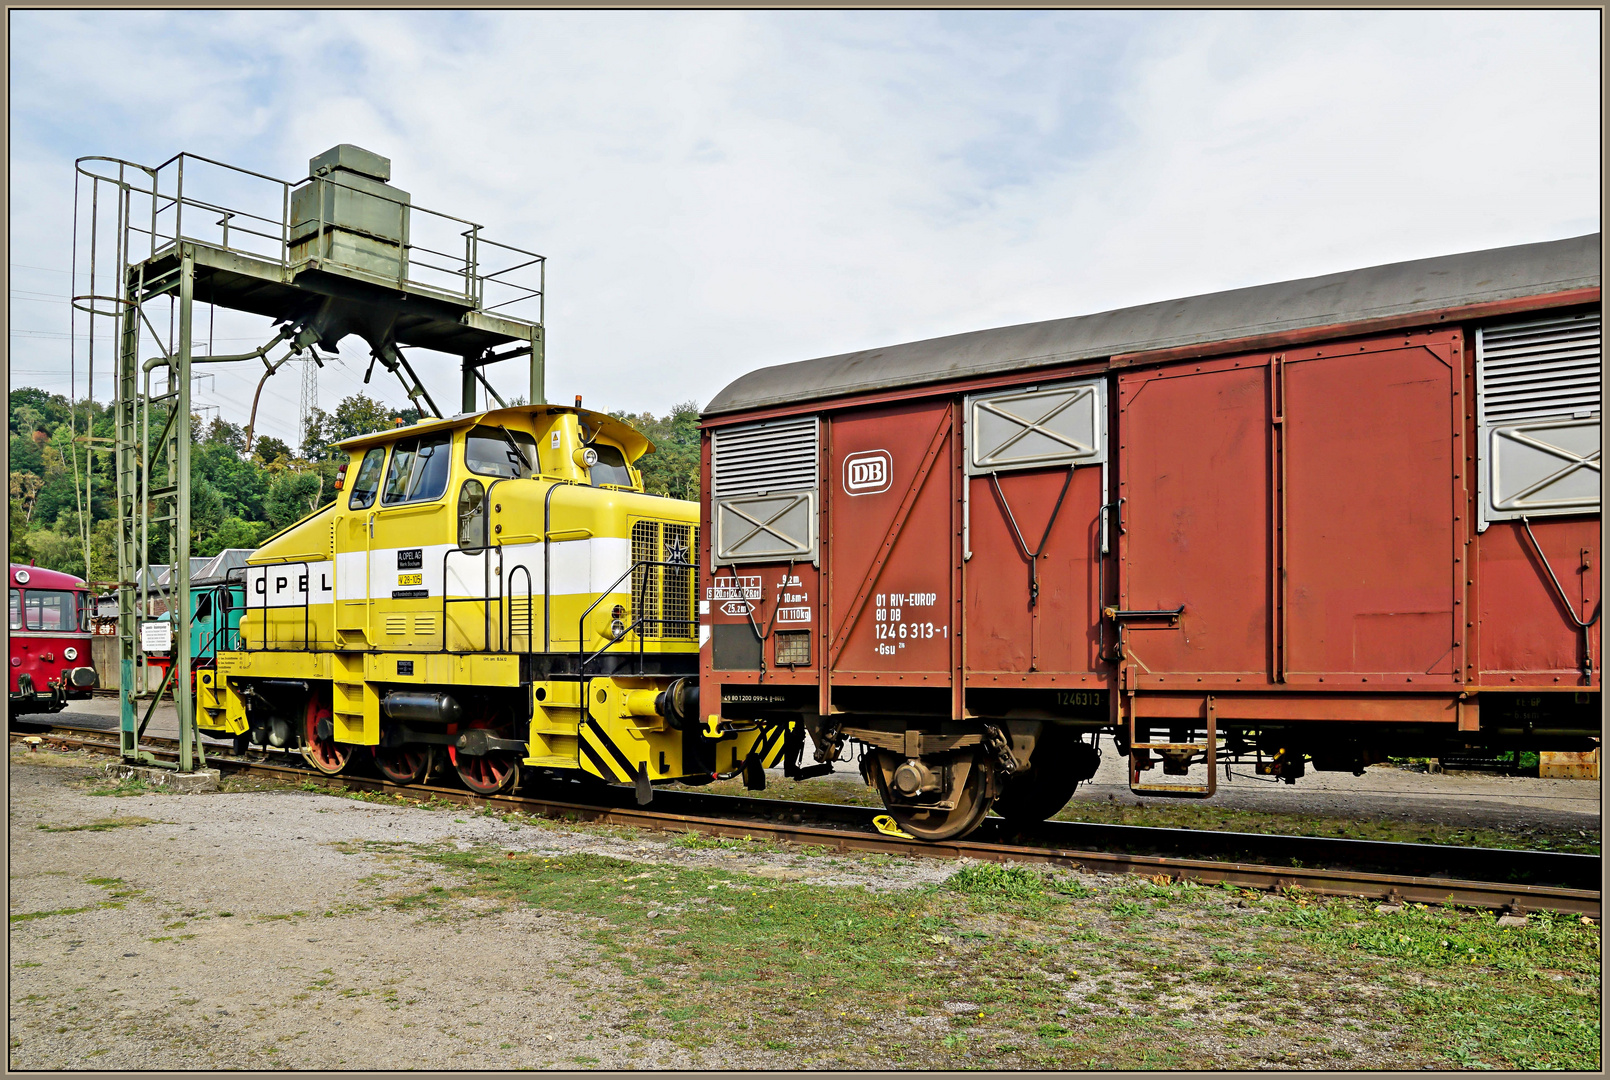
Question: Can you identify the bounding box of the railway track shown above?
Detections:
[13,724,1600,918]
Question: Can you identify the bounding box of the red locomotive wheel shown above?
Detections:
[375,745,434,785]
[453,749,520,796]
[302,696,351,775]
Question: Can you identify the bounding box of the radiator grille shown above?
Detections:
[630,520,699,640]
[1477,312,1600,424]
[711,417,819,497]
[631,520,660,636]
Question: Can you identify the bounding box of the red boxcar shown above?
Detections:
[9,564,98,716]
[699,233,1601,839]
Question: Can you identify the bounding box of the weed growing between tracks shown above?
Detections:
[366,839,1600,1070]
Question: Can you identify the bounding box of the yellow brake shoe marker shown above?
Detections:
[872,814,913,840]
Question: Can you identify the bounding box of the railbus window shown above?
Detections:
[348,447,387,510]
[587,443,633,488]
[382,432,452,505]
[458,479,487,549]
[8,589,19,630]
[465,426,537,479]
[23,590,76,631]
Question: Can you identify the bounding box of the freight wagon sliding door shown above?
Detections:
[1116,330,1465,689]
[1280,332,1464,684]
[825,401,956,689]
[1116,358,1272,682]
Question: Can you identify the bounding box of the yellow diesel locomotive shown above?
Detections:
[196,403,786,797]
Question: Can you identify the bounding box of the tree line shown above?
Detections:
[8,387,702,582]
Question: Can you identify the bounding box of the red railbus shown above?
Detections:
[699,233,1601,839]
[9,564,97,716]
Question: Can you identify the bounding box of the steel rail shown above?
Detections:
[13,725,1599,918]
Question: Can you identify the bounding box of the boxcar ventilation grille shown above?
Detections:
[1476,311,1601,527]
[711,417,819,497]
[1478,312,1600,424]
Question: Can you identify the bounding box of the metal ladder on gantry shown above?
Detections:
[71,144,546,772]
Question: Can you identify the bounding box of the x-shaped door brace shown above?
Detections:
[718,494,810,556]
[975,388,1097,466]
[1494,424,1602,509]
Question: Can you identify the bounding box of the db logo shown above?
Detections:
[843,450,892,495]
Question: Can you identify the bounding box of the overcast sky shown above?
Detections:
[8,9,1601,448]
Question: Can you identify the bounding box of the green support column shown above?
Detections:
[175,249,196,773]
[116,269,141,760]
[462,357,477,414]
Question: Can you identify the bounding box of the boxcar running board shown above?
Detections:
[1127,694,1216,798]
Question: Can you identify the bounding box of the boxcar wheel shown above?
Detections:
[992,728,1089,825]
[871,751,994,842]
[301,695,351,775]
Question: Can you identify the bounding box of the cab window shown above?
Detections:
[466,426,537,479]
[382,432,452,505]
[23,590,75,631]
[348,448,387,510]
[587,443,633,488]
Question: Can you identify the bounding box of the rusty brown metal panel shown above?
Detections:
[1117,356,1274,678]
[964,467,1104,675]
[1130,692,1458,723]
[1477,517,1602,682]
[1281,332,1464,684]
[825,402,955,678]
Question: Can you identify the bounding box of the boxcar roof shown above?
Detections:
[703,232,1600,418]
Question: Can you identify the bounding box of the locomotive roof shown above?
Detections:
[703,232,1601,417]
[333,404,653,459]
[9,564,88,590]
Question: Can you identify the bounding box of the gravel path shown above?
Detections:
[7,751,959,1070]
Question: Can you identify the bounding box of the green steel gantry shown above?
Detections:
[72,145,546,771]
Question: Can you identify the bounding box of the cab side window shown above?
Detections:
[8,589,19,630]
[382,433,453,505]
[587,442,634,488]
[347,448,387,510]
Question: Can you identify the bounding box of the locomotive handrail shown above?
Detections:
[440,544,506,654]
[576,558,700,676]
[506,564,535,655]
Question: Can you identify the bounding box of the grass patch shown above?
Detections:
[377,840,1601,1070]
[10,906,94,923]
[37,816,162,833]
[81,777,162,798]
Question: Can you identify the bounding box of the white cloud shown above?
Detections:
[8,10,1599,447]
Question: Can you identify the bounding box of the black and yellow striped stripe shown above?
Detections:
[580,718,641,782]
[755,722,789,769]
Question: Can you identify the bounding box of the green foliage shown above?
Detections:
[300,393,409,461]
[613,400,700,501]
[265,471,326,531]
[944,863,1047,900]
